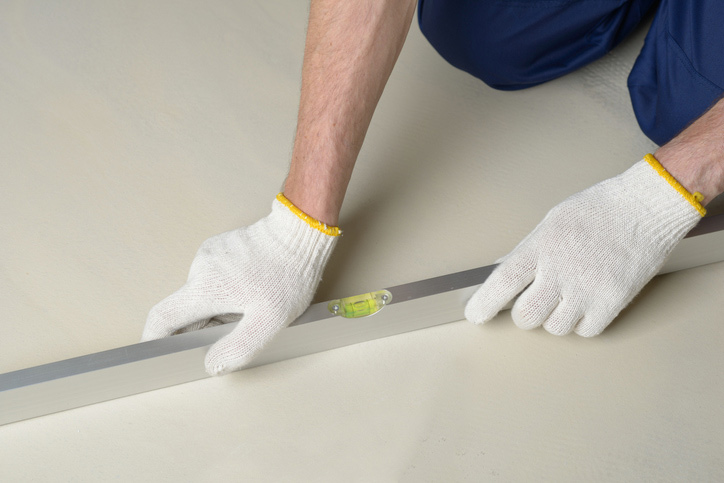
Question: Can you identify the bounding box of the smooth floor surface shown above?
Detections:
[2,1,723,481]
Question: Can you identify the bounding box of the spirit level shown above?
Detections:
[2,214,724,426]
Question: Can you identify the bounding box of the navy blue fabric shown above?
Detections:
[418,0,724,145]
[628,0,724,144]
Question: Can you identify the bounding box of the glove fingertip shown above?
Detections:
[465,253,536,326]
[142,284,215,341]
[573,310,611,337]
[204,337,256,376]
[205,352,253,377]
[464,290,506,325]
[141,302,176,341]
[140,327,166,342]
[573,322,606,338]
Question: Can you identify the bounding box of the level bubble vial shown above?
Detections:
[328,290,393,318]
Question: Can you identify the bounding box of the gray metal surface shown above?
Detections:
[2,214,724,426]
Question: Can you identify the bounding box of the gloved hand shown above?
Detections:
[142,193,340,375]
[465,154,705,336]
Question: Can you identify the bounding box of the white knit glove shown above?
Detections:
[142,194,340,375]
[465,155,705,336]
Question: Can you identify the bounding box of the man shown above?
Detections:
[142,0,724,375]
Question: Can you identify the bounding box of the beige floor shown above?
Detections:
[2,1,723,481]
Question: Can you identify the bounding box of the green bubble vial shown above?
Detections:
[328,290,392,318]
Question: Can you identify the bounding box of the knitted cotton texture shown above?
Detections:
[143,195,339,375]
[465,158,704,336]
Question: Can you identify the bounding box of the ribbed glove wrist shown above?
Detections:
[261,194,339,276]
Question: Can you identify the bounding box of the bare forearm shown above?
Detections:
[656,97,724,206]
[283,0,417,225]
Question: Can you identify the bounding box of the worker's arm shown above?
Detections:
[284,0,418,226]
[655,97,724,206]
[466,96,724,336]
[142,0,417,375]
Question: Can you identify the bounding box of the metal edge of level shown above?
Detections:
[1,214,724,426]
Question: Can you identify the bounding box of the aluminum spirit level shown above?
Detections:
[2,214,724,426]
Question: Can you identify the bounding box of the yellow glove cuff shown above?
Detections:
[644,154,706,217]
[276,193,341,237]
